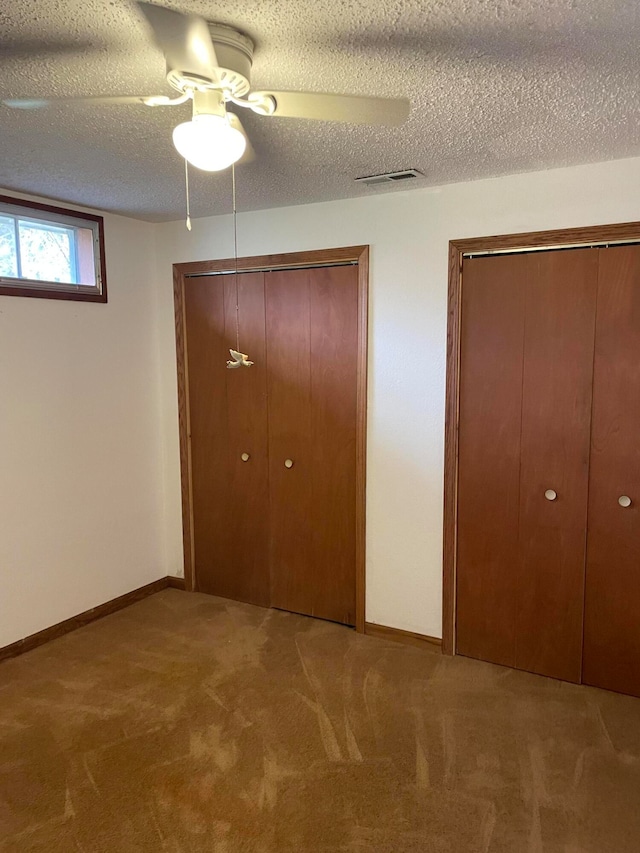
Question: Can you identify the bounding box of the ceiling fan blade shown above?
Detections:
[228,113,256,164]
[249,90,410,126]
[137,2,218,83]
[3,95,178,109]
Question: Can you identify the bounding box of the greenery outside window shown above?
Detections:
[0,195,107,302]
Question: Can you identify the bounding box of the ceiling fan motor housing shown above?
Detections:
[167,23,254,98]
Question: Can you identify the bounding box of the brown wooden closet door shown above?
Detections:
[266,265,358,625]
[515,250,597,682]
[583,246,640,697]
[457,250,597,679]
[184,273,270,606]
[456,254,527,667]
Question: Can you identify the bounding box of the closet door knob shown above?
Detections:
[618,495,632,508]
[544,489,557,501]
[284,459,294,469]
[241,453,250,462]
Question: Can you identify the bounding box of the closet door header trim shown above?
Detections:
[175,246,367,279]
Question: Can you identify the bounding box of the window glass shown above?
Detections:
[0,215,18,277]
[18,220,76,284]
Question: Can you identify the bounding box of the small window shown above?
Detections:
[0,195,106,302]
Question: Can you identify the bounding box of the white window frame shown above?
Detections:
[0,195,107,302]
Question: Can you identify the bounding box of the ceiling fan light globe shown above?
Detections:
[172,114,246,171]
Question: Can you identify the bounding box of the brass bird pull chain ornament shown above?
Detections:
[226,162,252,369]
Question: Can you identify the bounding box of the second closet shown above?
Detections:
[456,244,640,697]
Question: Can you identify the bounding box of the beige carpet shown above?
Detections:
[1,590,639,852]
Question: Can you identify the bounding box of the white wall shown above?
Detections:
[0,194,168,647]
[154,155,640,639]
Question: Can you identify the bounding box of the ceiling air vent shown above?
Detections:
[355,169,424,186]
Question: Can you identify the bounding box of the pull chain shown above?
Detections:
[232,162,240,352]
[226,162,253,369]
[184,158,192,231]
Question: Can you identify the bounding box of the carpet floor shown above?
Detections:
[1,589,639,852]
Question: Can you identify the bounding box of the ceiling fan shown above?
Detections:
[3,2,411,172]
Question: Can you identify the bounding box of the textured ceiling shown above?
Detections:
[1,0,640,221]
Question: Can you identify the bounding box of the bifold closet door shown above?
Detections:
[266,265,358,625]
[583,246,640,697]
[184,273,270,606]
[457,249,598,680]
[516,250,597,682]
[456,254,527,667]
